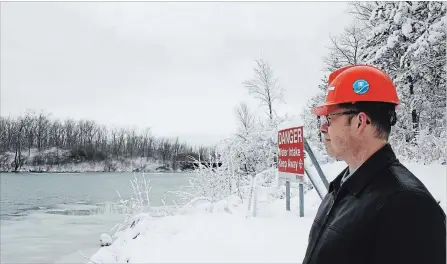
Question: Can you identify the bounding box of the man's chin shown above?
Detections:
[327,152,336,159]
[324,144,335,157]
[326,149,342,160]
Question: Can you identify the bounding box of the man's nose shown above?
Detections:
[320,122,328,134]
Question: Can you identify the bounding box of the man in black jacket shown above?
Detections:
[303,65,446,264]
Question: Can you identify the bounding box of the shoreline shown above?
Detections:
[0,169,195,174]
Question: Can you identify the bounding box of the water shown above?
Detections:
[0,172,193,263]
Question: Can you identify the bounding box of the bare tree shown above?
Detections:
[235,102,254,131]
[36,112,50,151]
[63,119,76,149]
[324,25,367,72]
[13,117,29,172]
[147,134,155,159]
[85,120,96,148]
[197,146,210,161]
[23,111,36,156]
[171,137,185,171]
[49,120,62,149]
[0,117,9,153]
[157,138,173,165]
[126,127,137,159]
[348,1,377,29]
[243,59,284,120]
[141,128,151,159]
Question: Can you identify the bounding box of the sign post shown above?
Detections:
[278,126,305,216]
[299,182,304,217]
[304,138,329,191]
[285,181,290,211]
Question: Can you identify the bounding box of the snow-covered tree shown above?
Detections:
[243,59,285,120]
[234,102,255,137]
[362,2,446,144]
[303,2,446,164]
[400,2,446,139]
[348,1,376,29]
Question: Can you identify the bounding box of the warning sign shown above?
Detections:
[278,126,304,176]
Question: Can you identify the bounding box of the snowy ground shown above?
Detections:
[89,162,445,264]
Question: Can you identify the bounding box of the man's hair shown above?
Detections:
[338,102,397,140]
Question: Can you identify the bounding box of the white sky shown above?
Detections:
[1,2,354,146]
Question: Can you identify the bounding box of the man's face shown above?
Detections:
[320,106,358,160]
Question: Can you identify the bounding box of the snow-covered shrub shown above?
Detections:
[172,116,285,211]
[112,174,153,236]
[392,126,447,165]
[0,152,14,172]
[104,159,118,172]
[174,150,232,204]
[99,233,112,247]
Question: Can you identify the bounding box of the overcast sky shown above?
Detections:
[1,2,354,146]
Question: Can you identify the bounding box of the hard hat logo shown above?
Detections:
[326,86,336,96]
[353,79,370,95]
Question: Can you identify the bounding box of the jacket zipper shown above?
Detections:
[305,189,339,263]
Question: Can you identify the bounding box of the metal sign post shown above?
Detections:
[299,181,304,217]
[277,124,331,218]
[286,180,291,211]
[304,138,329,191]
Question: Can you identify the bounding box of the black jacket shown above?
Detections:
[302,144,446,264]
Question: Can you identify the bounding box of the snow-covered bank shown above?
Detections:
[88,162,446,264]
[4,160,166,173]
[0,149,176,173]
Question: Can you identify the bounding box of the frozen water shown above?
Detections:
[0,172,192,263]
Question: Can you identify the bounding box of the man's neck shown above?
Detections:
[345,141,387,172]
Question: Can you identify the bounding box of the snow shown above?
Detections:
[100,234,113,247]
[405,15,445,58]
[88,161,446,264]
[278,115,304,131]
[371,23,388,37]
[89,198,316,264]
[386,33,400,48]
[393,12,403,24]
[428,30,444,43]
[402,21,413,38]
[399,1,410,16]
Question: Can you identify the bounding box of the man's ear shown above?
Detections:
[357,113,369,129]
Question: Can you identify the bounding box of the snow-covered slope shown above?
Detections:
[88,162,445,264]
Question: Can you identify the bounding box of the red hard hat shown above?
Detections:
[311,65,399,116]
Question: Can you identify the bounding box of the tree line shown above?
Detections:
[0,111,213,172]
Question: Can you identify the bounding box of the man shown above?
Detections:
[302,65,446,264]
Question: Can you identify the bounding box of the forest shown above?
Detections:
[0,112,213,172]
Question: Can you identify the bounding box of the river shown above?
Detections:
[0,172,193,263]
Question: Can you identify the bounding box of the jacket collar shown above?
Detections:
[328,143,398,196]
